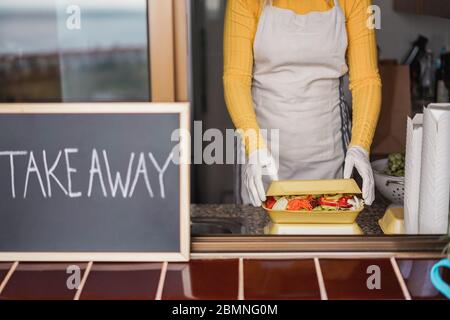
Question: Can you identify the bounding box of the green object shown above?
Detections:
[385,153,405,177]
[312,205,339,211]
[321,205,338,211]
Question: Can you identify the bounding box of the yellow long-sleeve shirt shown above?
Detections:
[223,0,382,154]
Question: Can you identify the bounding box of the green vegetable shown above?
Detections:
[385,153,405,177]
[321,205,338,211]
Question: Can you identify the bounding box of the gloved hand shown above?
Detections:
[344,146,375,205]
[243,149,279,207]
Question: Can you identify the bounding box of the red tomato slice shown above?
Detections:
[265,196,276,209]
[319,196,353,209]
[319,197,339,207]
[337,196,353,208]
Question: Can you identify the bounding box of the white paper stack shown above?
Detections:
[419,104,450,234]
[404,114,423,234]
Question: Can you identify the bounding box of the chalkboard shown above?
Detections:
[0,103,190,262]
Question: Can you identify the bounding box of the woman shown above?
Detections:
[224,0,381,206]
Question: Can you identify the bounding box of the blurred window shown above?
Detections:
[0,0,150,102]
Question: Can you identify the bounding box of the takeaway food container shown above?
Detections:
[262,179,364,224]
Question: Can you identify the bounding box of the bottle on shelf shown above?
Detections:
[420,49,435,103]
[436,47,450,103]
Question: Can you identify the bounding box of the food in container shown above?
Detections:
[262,179,364,224]
[265,194,364,212]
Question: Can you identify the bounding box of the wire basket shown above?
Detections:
[371,159,404,205]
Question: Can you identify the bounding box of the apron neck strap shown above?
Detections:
[264,0,273,7]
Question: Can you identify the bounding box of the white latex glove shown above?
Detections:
[344,146,375,206]
[244,149,279,207]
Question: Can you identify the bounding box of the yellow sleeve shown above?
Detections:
[223,0,265,155]
[344,0,382,152]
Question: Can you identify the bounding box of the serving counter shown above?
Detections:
[191,201,388,236]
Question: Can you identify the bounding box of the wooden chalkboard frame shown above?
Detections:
[0,103,190,262]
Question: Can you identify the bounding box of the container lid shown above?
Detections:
[266,179,362,196]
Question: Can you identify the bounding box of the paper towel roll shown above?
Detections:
[404,114,424,234]
[419,104,450,234]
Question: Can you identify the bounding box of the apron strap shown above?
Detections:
[234,137,244,204]
[339,77,352,154]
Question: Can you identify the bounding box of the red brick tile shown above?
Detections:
[320,259,405,300]
[397,259,450,300]
[162,260,239,300]
[0,263,86,300]
[80,263,162,300]
[244,259,321,300]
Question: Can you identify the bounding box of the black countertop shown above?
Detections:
[191,200,388,236]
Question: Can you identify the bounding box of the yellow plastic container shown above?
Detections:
[262,179,364,224]
[265,223,363,235]
[378,206,405,235]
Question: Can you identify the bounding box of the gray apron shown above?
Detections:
[239,0,351,204]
